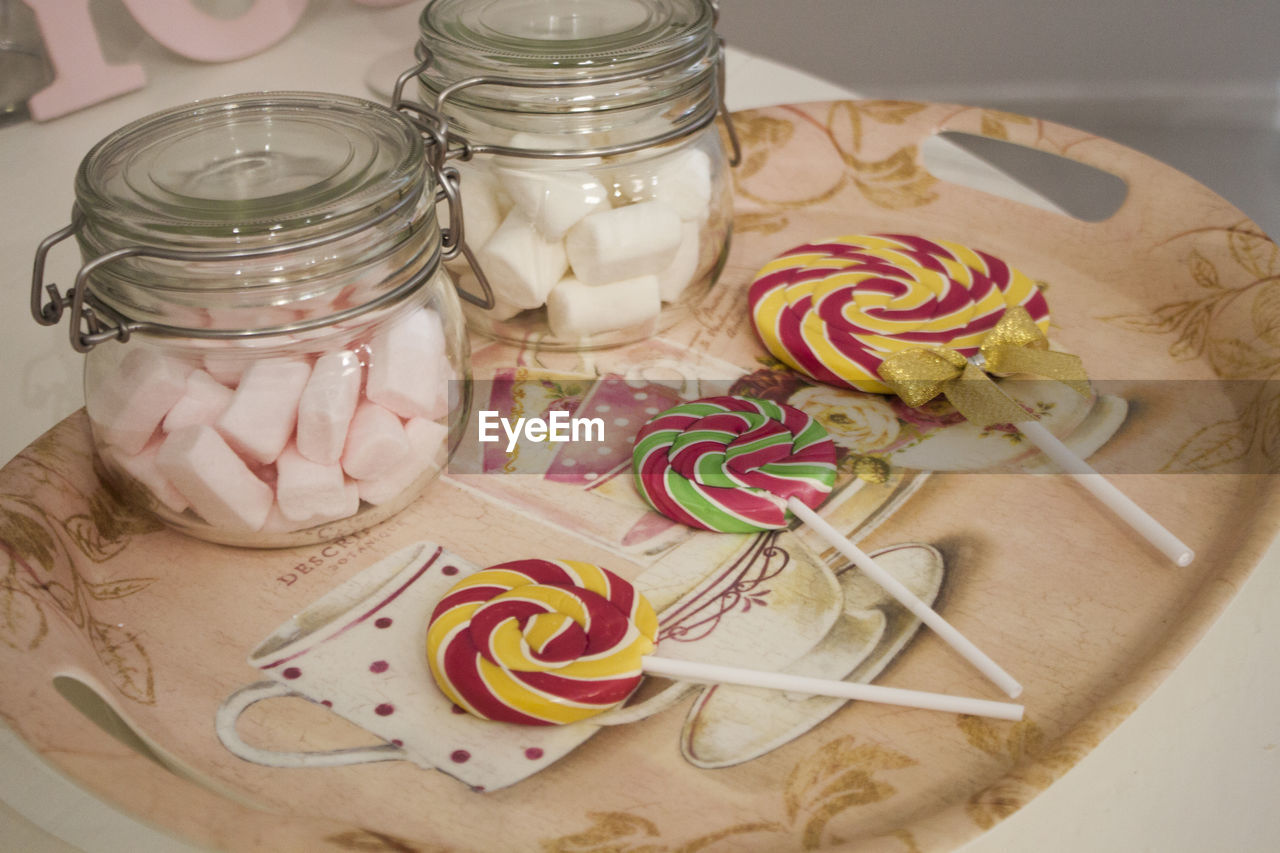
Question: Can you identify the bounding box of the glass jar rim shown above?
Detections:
[75,91,429,252]
[416,0,716,115]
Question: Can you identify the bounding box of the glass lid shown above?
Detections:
[419,0,715,80]
[75,92,426,248]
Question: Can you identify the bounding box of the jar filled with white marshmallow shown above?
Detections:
[404,0,737,350]
[30,93,470,548]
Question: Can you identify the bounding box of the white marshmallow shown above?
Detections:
[607,170,650,206]
[445,162,508,249]
[86,348,192,455]
[609,149,713,220]
[565,201,682,285]
[163,369,234,433]
[478,296,525,322]
[155,425,274,531]
[366,308,449,420]
[546,275,661,339]
[657,221,703,303]
[274,444,352,523]
[356,417,449,505]
[499,168,608,240]
[296,349,362,465]
[342,402,410,481]
[475,209,568,310]
[215,358,311,465]
[104,439,189,514]
[649,148,713,220]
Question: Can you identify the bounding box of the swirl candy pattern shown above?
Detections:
[632,395,837,534]
[426,559,658,725]
[748,233,1050,394]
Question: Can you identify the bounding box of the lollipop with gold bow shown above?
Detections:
[749,233,1193,566]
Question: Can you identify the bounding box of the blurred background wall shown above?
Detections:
[717,0,1280,234]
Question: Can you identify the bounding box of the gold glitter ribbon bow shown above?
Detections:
[878,306,1090,427]
[977,306,1091,395]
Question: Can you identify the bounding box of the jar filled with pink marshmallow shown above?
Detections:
[30,92,470,548]
[400,0,738,350]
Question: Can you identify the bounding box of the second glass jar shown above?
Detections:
[408,0,734,350]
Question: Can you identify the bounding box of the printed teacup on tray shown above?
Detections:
[218,542,627,791]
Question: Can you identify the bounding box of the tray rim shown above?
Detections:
[3,97,1279,852]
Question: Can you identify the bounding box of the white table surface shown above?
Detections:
[1,3,1276,851]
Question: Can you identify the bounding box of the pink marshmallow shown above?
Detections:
[86,348,192,455]
[356,417,449,505]
[261,504,304,534]
[275,444,351,523]
[342,402,410,481]
[104,439,189,514]
[407,416,448,453]
[202,354,247,387]
[215,358,311,465]
[155,425,274,531]
[163,369,234,433]
[197,335,295,387]
[262,481,360,533]
[366,308,449,420]
[296,350,362,465]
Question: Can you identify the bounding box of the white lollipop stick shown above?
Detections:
[786,497,1023,699]
[1014,419,1194,567]
[641,656,1023,721]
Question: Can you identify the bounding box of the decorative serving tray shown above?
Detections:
[2,101,1277,852]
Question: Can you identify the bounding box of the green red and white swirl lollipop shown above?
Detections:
[632,393,1023,698]
[631,395,837,534]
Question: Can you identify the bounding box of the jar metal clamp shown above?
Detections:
[30,190,441,354]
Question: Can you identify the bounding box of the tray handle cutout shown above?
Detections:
[922,130,1129,222]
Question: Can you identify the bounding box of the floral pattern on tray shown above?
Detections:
[2,100,1279,852]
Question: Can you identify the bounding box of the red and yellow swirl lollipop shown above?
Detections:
[749,233,1048,394]
[426,558,658,725]
[749,233,1193,566]
[427,557,1023,724]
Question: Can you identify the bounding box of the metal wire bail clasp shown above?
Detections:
[714,36,741,167]
[30,213,79,327]
[30,207,136,354]
[393,58,495,311]
[31,192,448,353]
[707,1,741,167]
